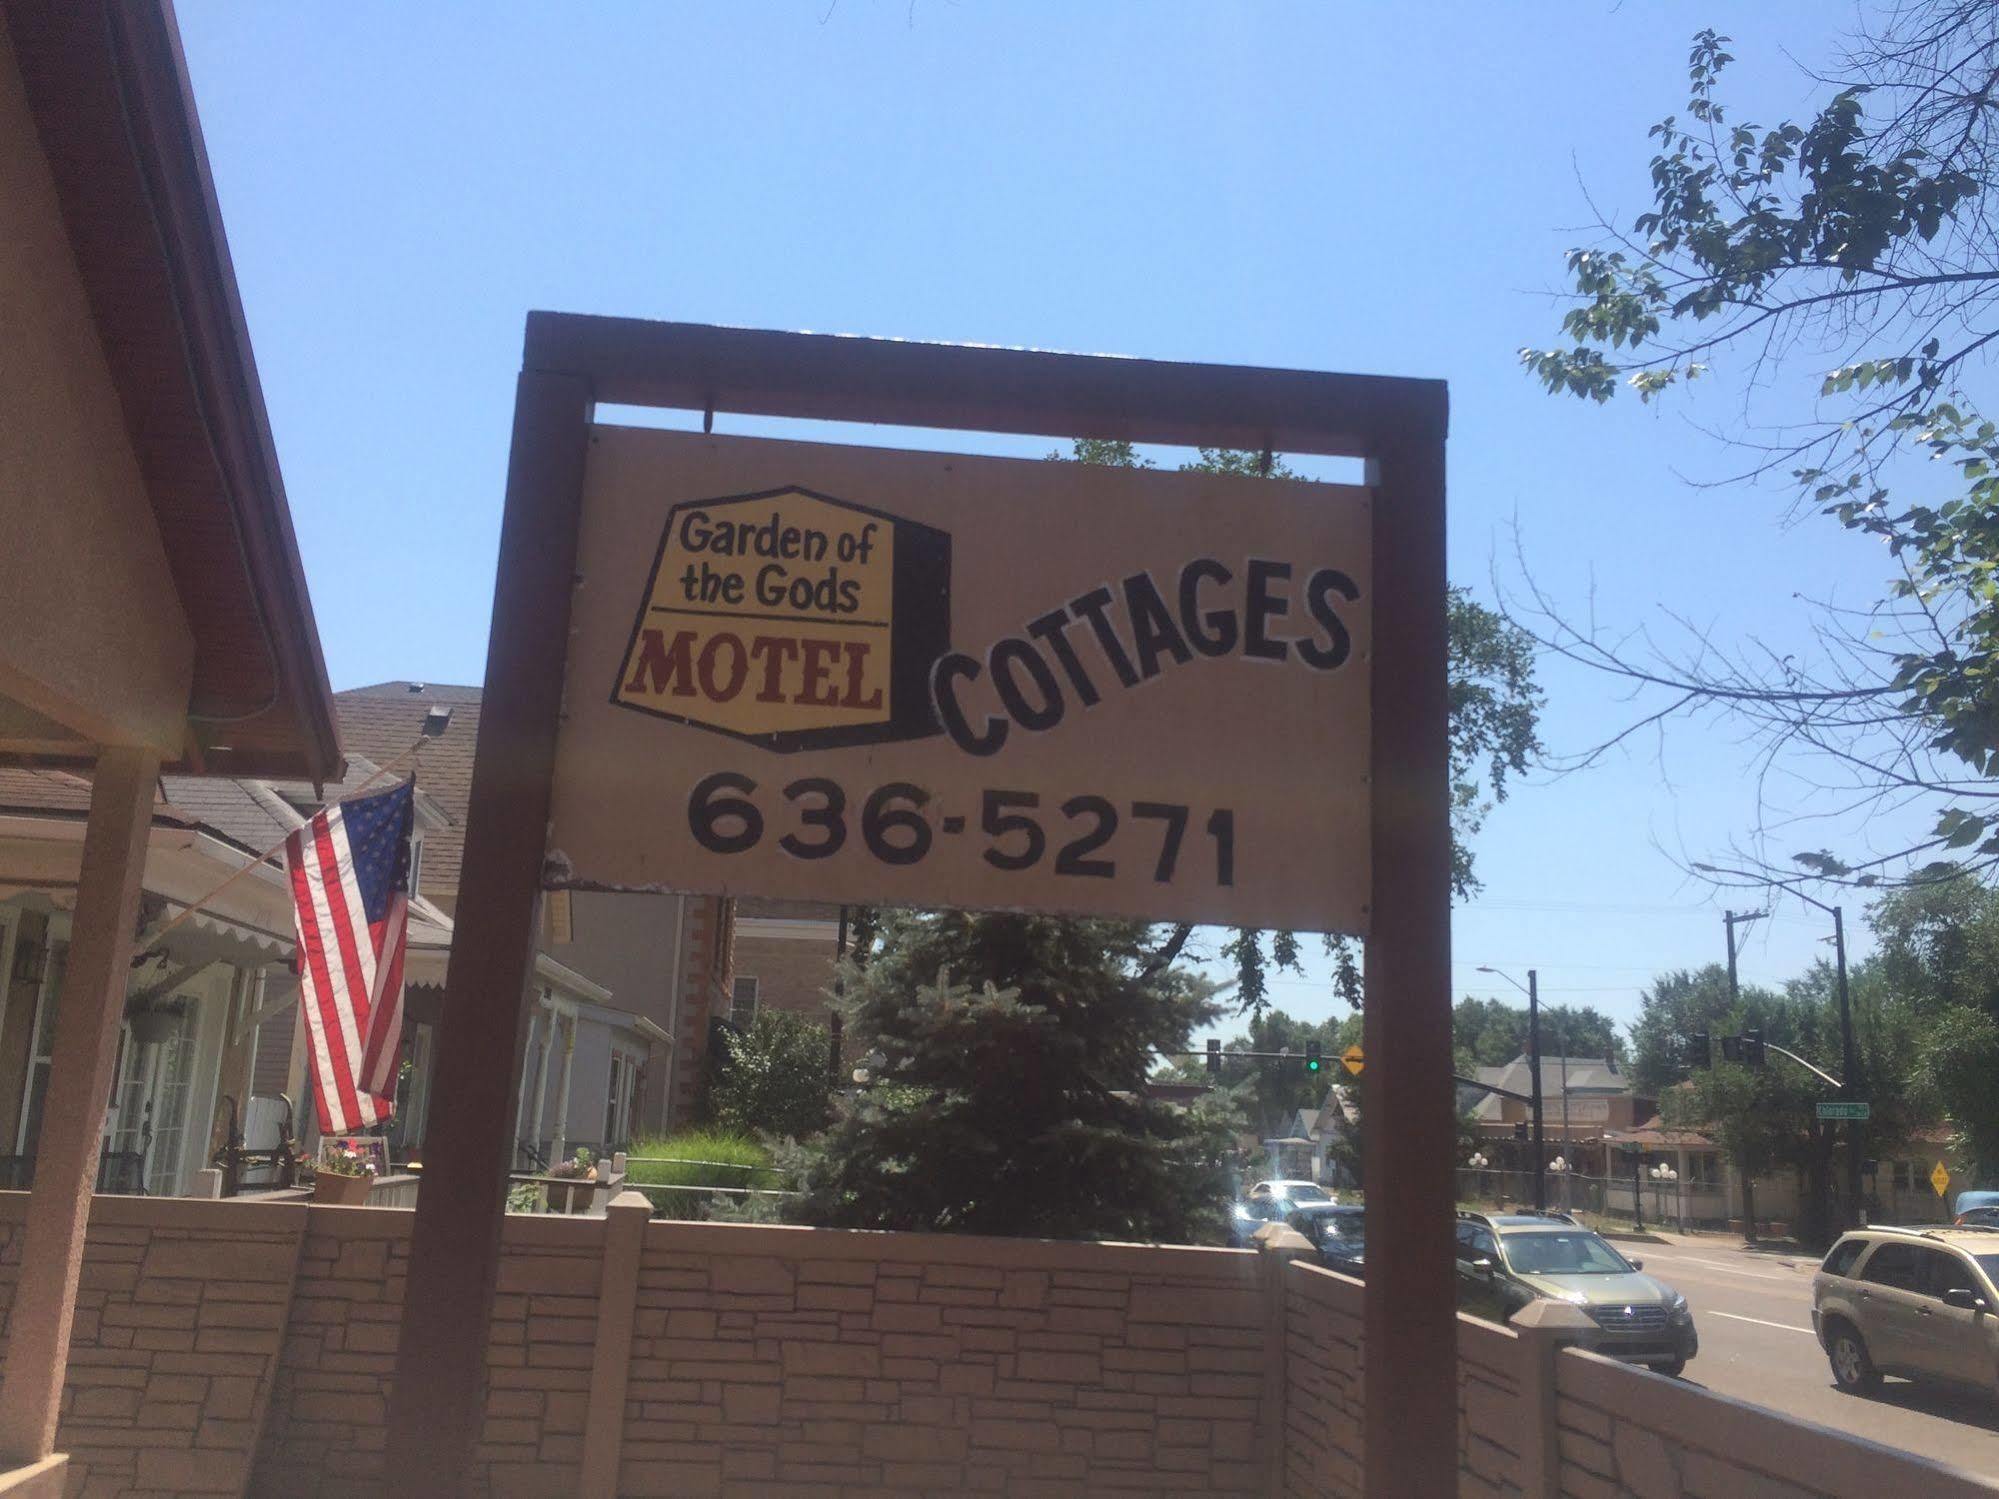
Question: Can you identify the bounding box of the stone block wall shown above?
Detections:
[1551,1345,1998,1498]
[616,1220,1265,1497]
[252,1210,601,1499]
[1282,1259,1361,1498]
[0,1194,304,1499]
[10,1191,1999,1499]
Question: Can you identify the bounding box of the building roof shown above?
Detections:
[4,2,339,781]
[333,684,482,904]
[0,766,194,826]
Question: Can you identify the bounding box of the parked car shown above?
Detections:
[1285,1202,1366,1276]
[1813,1225,1999,1395]
[1954,1189,1999,1227]
[1454,1211,1698,1376]
[1229,1180,1334,1246]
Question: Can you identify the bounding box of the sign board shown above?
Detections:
[547,427,1373,932]
[1933,1160,1952,1198]
[1342,1044,1365,1077]
[1816,1100,1871,1121]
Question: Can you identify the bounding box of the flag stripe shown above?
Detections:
[289,826,363,1134]
[312,815,374,1067]
[285,783,414,1137]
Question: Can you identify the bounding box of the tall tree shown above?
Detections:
[1639,959,1923,1243]
[1452,996,1626,1076]
[1869,874,1999,1171]
[1520,9,1999,888]
[1064,440,1543,1009]
[800,910,1236,1243]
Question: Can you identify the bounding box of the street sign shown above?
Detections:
[547,428,1374,932]
[1933,1160,1952,1198]
[1342,1044,1365,1077]
[1816,1101,1871,1121]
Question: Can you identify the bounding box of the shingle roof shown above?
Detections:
[1472,1055,1636,1121]
[334,684,482,902]
[0,768,193,825]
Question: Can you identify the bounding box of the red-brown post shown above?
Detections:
[384,369,593,1495]
[388,317,1455,1494]
[1362,417,1456,1498]
[0,747,160,1462]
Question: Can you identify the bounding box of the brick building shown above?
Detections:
[727,898,845,1030]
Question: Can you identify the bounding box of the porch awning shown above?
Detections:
[156,902,291,969]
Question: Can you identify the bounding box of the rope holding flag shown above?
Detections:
[284,779,414,1135]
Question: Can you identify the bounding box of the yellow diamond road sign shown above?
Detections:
[1933,1160,1952,1199]
[1342,1044,1365,1077]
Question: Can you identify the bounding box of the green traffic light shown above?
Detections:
[1307,1059,1321,1072]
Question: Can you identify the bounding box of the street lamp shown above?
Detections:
[1478,964,1553,1210]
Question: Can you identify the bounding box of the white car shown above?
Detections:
[1249,1179,1336,1206]
[1231,1180,1336,1245]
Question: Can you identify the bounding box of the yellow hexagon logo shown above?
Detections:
[612,487,951,750]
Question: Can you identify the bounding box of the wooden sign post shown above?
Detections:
[385,315,1456,1499]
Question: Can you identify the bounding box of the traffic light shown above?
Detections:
[1720,1035,1743,1063]
[1689,1031,1712,1069]
[1206,1038,1221,1076]
[1514,1121,1530,1141]
[1743,1028,1766,1068]
[1305,1041,1323,1074]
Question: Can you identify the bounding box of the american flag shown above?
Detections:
[285,780,413,1135]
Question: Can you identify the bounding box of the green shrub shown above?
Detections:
[624,1129,775,1219]
[707,1010,833,1139]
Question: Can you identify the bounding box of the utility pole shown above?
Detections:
[1476,965,1549,1209]
[1723,909,1765,1002]
[1527,970,1544,1211]
[1831,905,1862,1224]
[1722,908,1766,1243]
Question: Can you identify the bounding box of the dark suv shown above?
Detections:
[1455,1211,1698,1376]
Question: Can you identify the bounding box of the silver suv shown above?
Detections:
[1812,1226,1999,1394]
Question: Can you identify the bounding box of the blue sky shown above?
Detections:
[178,1,1889,1042]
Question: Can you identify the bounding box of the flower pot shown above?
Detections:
[549,1179,595,1214]
[313,1172,373,1206]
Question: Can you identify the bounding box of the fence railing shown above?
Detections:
[619,1154,800,1222]
[1456,1167,1730,1231]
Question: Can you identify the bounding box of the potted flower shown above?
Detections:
[546,1149,598,1214]
[312,1145,377,1205]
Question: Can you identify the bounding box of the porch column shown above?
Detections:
[0,747,158,1463]
[528,1003,554,1159]
[549,1012,577,1163]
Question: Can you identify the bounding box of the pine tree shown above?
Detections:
[798,910,1236,1243]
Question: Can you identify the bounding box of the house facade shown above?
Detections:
[331,683,730,1152]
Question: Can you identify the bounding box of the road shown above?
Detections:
[1630,1236,1999,1476]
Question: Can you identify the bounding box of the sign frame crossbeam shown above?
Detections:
[385,314,1454,1499]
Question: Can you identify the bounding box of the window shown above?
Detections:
[16,937,67,1156]
[1861,1241,1922,1290]
[729,976,760,1029]
[1924,1249,1979,1300]
[1456,1225,1497,1261]
[1821,1239,1867,1278]
[1500,1232,1633,1276]
[1893,1161,1914,1192]
[408,835,424,900]
[603,1050,639,1148]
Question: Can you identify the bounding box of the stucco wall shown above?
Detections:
[1279,1253,1999,1499]
[7,1195,1999,1499]
[0,27,192,753]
